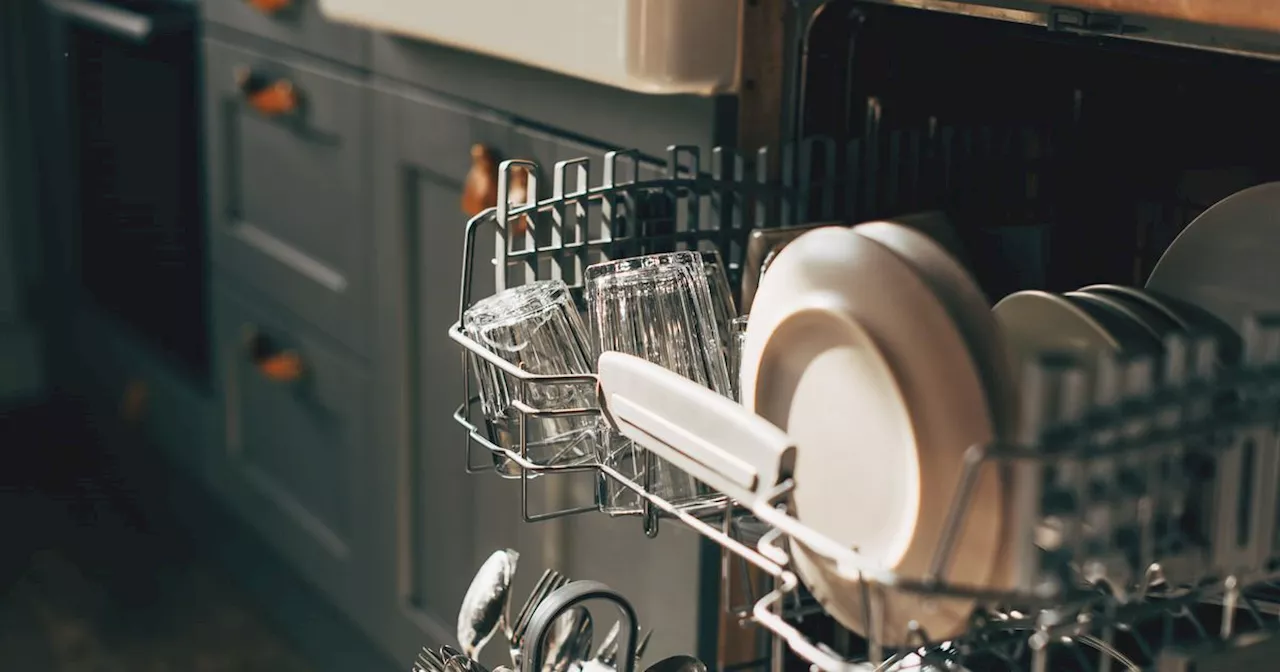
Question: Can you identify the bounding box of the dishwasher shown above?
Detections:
[439,3,1280,672]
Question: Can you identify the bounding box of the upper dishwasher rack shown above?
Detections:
[446,137,1280,671]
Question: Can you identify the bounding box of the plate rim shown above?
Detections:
[741,226,1005,643]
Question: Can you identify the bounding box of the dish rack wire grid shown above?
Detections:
[447,140,1280,671]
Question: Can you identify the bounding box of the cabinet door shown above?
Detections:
[201,0,369,68]
[203,38,371,356]
[366,84,703,666]
[210,284,373,619]
[366,83,519,660]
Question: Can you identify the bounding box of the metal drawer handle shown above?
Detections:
[462,144,531,235]
[43,0,156,43]
[242,0,292,16]
[242,325,305,383]
[234,67,300,117]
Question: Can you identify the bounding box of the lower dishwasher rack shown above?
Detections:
[444,140,1280,672]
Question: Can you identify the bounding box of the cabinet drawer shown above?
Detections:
[201,0,368,67]
[213,286,369,609]
[204,38,370,355]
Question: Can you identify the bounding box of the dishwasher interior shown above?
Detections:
[451,3,1280,671]
[792,2,1280,300]
[772,3,1280,669]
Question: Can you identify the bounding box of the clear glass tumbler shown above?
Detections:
[585,251,733,513]
[463,280,598,477]
[700,249,740,361]
[727,314,750,403]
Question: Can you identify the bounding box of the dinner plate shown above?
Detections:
[1076,285,1184,340]
[1147,181,1279,336]
[856,219,1017,437]
[1075,284,1242,361]
[1060,292,1164,355]
[741,222,842,314]
[886,211,975,273]
[741,226,1004,643]
[994,291,1140,382]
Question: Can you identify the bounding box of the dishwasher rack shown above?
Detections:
[446,140,1280,671]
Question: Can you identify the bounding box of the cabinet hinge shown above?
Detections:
[1047,6,1128,35]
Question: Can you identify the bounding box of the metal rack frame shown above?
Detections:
[444,141,1280,670]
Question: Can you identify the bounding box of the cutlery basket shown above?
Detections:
[447,2,1280,670]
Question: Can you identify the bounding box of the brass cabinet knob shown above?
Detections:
[243,0,291,15]
[461,144,531,235]
[234,66,299,117]
[461,144,499,218]
[242,326,305,383]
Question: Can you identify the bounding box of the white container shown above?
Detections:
[317,0,741,95]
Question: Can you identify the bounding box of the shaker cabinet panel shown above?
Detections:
[366,85,530,660]
[201,0,369,68]
[203,38,371,356]
[211,284,372,617]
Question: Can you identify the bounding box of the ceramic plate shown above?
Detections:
[856,218,1017,438]
[1060,292,1164,355]
[741,226,1004,643]
[741,222,842,314]
[1076,285,1184,340]
[1147,181,1278,335]
[994,291,1130,381]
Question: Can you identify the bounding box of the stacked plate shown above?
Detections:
[738,218,1016,644]
[733,182,1280,645]
[992,285,1237,379]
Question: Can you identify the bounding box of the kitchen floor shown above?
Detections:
[0,399,316,672]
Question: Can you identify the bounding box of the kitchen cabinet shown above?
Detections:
[365,82,702,665]
[38,0,720,664]
[0,23,42,402]
[203,37,372,357]
[206,283,377,624]
[365,82,520,658]
[201,0,370,68]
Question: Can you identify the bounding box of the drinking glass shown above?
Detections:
[464,280,597,476]
[585,251,732,512]
[700,249,740,362]
[728,315,750,403]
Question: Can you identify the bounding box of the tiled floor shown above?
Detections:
[0,400,316,672]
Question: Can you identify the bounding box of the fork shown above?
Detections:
[508,568,570,667]
[593,622,653,668]
[416,645,448,672]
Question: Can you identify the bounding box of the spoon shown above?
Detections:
[457,549,520,660]
[642,656,706,672]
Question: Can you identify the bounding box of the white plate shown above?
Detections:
[741,226,1004,643]
[993,291,1127,378]
[856,220,1017,438]
[1076,285,1184,340]
[1060,292,1163,355]
[1147,181,1279,335]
